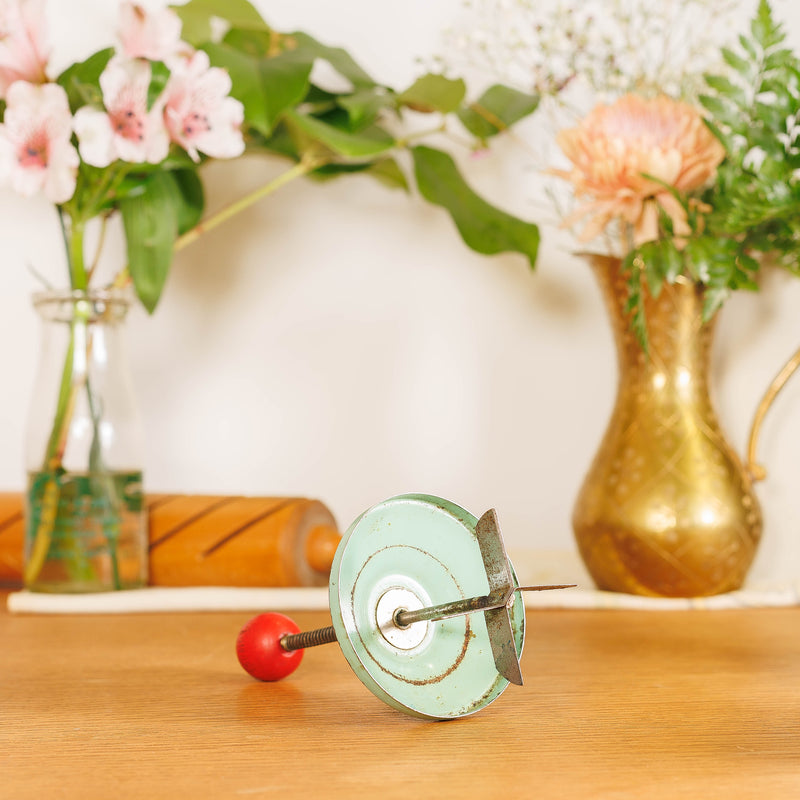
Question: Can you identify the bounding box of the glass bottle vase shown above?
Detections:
[24,289,147,593]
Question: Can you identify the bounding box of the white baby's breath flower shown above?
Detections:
[443,0,742,101]
[775,113,800,153]
[730,133,749,154]
[743,146,767,172]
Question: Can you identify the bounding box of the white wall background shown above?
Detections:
[2,0,800,584]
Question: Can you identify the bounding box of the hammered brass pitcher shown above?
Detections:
[572,255,762,597]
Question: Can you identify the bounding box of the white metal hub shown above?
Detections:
[375,587,429,650]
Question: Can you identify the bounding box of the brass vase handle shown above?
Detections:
[746,344,800,481]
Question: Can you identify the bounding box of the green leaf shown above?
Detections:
[633,237,684,299]
[702,287,729,320]
[697,93,736,124]
[684,239,713,283]
[737,33,758,62]
[175,0,269,45]
[721,45,752,77]
[457,84,540,139]
[202,42,268,131]
[661,240,684,283]
[411,145,539,267]
[338,87,395,129]
[623,252,648,354]
[751,0,785,50]
[312,158,409,192]
[147,61,171,111]
[309,162,372,181]
[765,47,795,71]
[288,31,376,90]
[638,241,665,298]
[204,41,315,135]
[258,52,314,133]
[56,47,114,112]
[398,74,466,114]
[221,27,272,57]
[704,74,747,106]
[738,253,761,281]
[120,172,180,313]
[364,157,409,191]
[303,84,340,111]
[171,169,205,234]
[701,117,728,149]
[248,120,299,160]
[284,109,395,158]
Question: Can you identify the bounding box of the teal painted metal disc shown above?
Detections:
[329,494,525,720]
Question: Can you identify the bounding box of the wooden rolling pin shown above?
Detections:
[0,492,340,589]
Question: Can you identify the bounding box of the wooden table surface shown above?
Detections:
[3,597,799,799]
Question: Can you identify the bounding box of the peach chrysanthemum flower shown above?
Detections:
[553,93,725,247]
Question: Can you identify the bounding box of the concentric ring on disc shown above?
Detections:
[329,494,524,720]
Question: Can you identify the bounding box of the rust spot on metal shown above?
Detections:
[347,544,473,685]
[374,617,472,687]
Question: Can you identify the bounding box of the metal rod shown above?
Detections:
[394,591,504,628]
[278,584,576,653]
[394,584,576,628]
[280,625,337,652]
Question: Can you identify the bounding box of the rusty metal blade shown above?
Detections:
[475,509,514,595]
[475,509,523,685]
[484,606,523,685]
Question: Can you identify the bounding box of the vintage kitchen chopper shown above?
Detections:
[236,494,573,720]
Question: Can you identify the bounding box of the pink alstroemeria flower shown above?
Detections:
[163,50,245,162]
[0,0,50,98]
[73,56,170,167]
[0,81,78,203]
[118,1,183,61]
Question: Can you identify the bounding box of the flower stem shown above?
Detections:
[66,215,88,291]
[173,157,324,253]
[79,163,128,221]
[27,304,89,587]
[394,123,447,148]
[85,366,123,591]
[86,215,110,285]
[42,325,79,469]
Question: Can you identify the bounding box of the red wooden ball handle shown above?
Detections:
[236,612,304,681]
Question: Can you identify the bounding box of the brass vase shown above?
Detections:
[572,255,762,597]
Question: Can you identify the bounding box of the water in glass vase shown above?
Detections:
[24,469,147,593]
